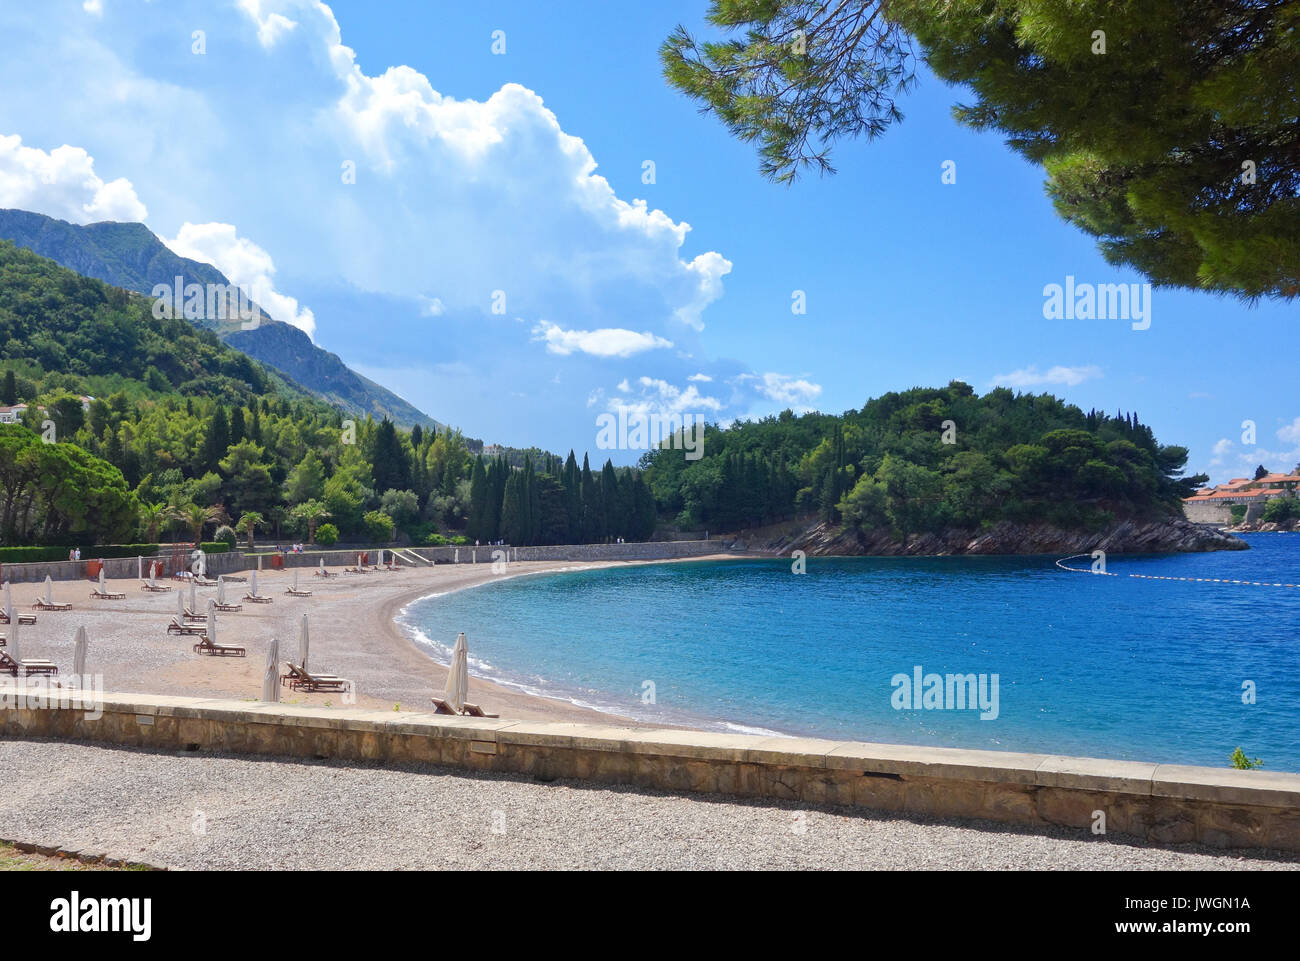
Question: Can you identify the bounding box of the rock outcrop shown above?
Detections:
[732,516,1247,557]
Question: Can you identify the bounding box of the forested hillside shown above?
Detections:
[642,382,1208,543]
[0,241,653,548]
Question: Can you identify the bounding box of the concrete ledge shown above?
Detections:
[3,693,1298,852]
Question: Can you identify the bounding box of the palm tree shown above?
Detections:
[138,502,168,542]
[291,500,331,544]
[234,511,264,552]
[181,503,229,544]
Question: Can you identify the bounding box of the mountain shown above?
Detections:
[0,208,441,430]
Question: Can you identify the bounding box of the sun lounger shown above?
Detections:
[193,575,218,587]
[213,600,243,612]
[0,649,58,677]
[32,599,73,611]
[220,574,247,584]
[182,608,206,623]
[0,611,36,625]
[139,581,171,593]
[192,634,246,657]
[243,592,273,604]
[90,588,126,600]
[283,662,349,692]
[313,568,339,578]
[166,616,207,636]
[285,586,313,597]
[430,697,499,718]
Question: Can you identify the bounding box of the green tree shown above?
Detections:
[284,450,327,504]
[234,511,264,551]
[665,0,1300,299]
[291,499,332,544]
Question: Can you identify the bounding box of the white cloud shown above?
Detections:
[419,296,444,317]
[611,376,724,420]
[83,0,103,16]
[0,134,146,223]
[738,372,823,406]
[1277,417,1300,446]
[164,222,316,338]
[687,373,713,382]
[238,0,298,47]
[990,364,1103,388]
[532,321,672,358]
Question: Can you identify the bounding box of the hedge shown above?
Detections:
[0,543,163,563]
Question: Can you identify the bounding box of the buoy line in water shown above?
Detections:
[1055,554,1299,588]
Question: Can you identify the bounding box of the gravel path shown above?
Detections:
[2,739,1295,870]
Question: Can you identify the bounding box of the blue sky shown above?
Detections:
[0,0,1294,482]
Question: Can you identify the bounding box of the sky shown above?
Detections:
[0,0,1294,482]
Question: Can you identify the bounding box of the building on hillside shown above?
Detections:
[1184,470,1300,524]
[0,403,28,424]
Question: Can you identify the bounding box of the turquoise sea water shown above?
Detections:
[400,533,1300,771]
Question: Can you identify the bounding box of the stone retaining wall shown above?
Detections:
[0,540,734,583]
[3,693,1297,853]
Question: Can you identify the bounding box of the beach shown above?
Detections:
[1,557,738,723]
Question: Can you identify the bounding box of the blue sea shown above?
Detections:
[399,533,1300,771]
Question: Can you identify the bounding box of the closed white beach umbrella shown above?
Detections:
[319,558,326,575]
[8,616,19,663]
[298,614,309,671]
[251,569,259,597]
[444,632,469,714]
[177,588,185,618]
[217,576,227,606]
[292,567,299,592]
[189,578,197,612]
[73,626,87,678]
[261,637,280,703]
[137,556,143,580]
[148,563,157,590]
[4,580,11,615]
[206,599,216,645]
[258,553,263,571]
[98,568,107,593]
[44,574,54,606]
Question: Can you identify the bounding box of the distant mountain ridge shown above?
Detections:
[0,208,441,430]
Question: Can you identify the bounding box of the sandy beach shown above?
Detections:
[1,556,738,724]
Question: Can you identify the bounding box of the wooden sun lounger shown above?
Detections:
[182,609,206,622]
[32,599,73,611]
[193,576,219,587]
[283,662,349,692]
[90,588,127,600]
[430,697,499,718]
[140,582,171,593]
[313,569,339,578]
[243,592,273,604]
[166,617,207,636]
[0,649,58,677]
[192,635,246,657]
[213,601,243,612]
[285,587,313,597]
[0,611,36,625]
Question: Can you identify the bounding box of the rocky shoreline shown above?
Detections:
[733,516,1248,557]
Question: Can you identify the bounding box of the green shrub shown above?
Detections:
[362,510,395,543]
[1230,747,1263,770]
[424,532,449,546]
[1261,495,1299,524]
[1229,504,1248,524]
[199,541,230,554]
[213,525,237,549]
[315,523,339,546]
[0,543,165,563]
[451,535,469,546]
